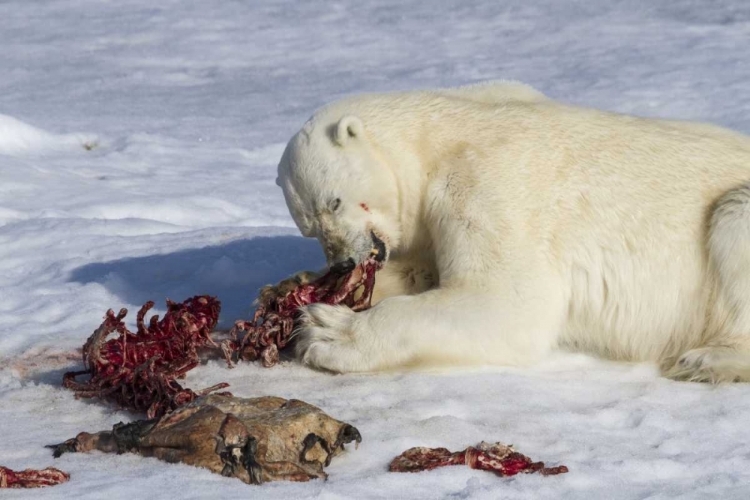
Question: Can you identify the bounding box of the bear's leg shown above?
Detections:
[295,282,564,373]
[666,184,750,382]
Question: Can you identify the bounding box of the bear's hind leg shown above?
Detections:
[666,183,750,383]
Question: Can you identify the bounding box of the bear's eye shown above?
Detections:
[331,198,341,212]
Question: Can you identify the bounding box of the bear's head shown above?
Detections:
[276,113,401,272]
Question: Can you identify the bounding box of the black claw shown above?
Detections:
[221,463,234,477]
[337,424,362,447]
[301,433,333,466]
[46,439,79,458]
[241,436,263,485]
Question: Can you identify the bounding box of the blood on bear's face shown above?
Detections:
[276,114,398,270]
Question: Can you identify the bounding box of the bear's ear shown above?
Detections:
[332,115,364,146]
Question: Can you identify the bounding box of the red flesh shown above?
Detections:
[389,442,568,477]
[62,261,379,416]
[224,259,380,367]
[63,296,230,418]
[0,466,70,488]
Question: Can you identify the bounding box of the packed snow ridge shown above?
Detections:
[0,113,97,156]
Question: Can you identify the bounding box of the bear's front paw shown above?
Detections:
[294,303,374,373]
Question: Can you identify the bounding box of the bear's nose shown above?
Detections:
[330,258,356,275]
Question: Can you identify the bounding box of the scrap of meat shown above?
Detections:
[48,394,361,485]
[61,260,380,418]
[63,296,230,418]
[0,466,70,488]
[224,259,380,367]
[389,442,568,477]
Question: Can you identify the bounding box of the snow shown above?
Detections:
[1,0,750,498]
[0,114,96,156]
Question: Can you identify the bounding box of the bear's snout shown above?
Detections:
[330,258,356,275]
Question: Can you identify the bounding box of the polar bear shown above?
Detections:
[272,80,750,382]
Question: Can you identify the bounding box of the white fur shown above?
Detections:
[276,80,750,381]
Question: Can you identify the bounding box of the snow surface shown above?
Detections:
[2,1,750,498]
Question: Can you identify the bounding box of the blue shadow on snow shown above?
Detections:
[68,236,325,329]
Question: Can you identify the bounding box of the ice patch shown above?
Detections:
[73,198,249,227]
[0,113,98,156]
[239,143,287,166]
[0,206,27,225]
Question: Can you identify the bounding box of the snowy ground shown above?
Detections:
[2,1,750,498]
